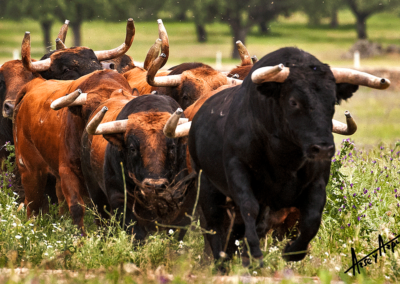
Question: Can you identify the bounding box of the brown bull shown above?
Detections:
[13,70,134,232]
[226,41,257,80]
[81,94,195,239]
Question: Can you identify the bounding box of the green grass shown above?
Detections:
[1,10,400,68]
[1,139,400,283]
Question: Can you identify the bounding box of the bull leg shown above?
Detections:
[282,179,326,262]
[108,194,147,240]
[59,167,86,234]
[198,173,227,261]
[20,167,49,217]
[225,157,262,265]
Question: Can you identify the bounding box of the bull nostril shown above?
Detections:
[4,103,14,113]
[310,145,321,155]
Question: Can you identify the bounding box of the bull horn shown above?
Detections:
[157,19,169,69]
[251,55,258,64]
[21,32,51,72]
[90,119,128,135]
[147,53,182,87]
[331,68,390,90]
[226,78,243,86]
[236,41,252,66]
[251,64,289,84]
[57,20,69,46]
[86,106,108,135]
[163,108,192,138]
[55,38,67,50]
[94,18,135,61]
[143,39,162,70]
[332,111,357,135]
[50,89,87,110]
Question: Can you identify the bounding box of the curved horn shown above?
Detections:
[57,20,69,44]
[331,68,390,90]
[164,108,192,138]
[251,55,258,64]
[21,32,51,72]
[236,41,252,66]
[143,38,162,70]
[157,19,169,69]
[91,119,128,135]
[50,89,87,110]
[147,53,182,87]
[86,106,108,135]
[332,111,357,135]
[251,64,289,84]
[55,38,67,50]
[94,18,135,61]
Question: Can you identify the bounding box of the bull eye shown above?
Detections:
[63,67,70,74]
[289,98,298,107]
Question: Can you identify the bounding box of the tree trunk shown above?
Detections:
[231,24,248,59]
[330,8,338,28]
[40,21,53,52]
[355,13,368,39]
[71,22,82,47]
[259,21,270,34]
[196,24,207,42]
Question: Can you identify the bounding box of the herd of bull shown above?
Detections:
[0,18,391,268]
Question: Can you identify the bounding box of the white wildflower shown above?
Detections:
[1,220,6,222]
[31,230,34,234]
[12,223,16,227]
[343,244,347,248]
[235,240,240,246]
[43,233,47,237]
[44,253,48,256]
[15,235,22,239]
[168,229,174,235]
[385,276,390,280]
[335,266,340,271]
[253,271,257,275]
[325,252,329,256]
[29,223,34,227]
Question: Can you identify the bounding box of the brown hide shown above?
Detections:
[227,65,252,80]
[123,67,169,95]
[1,60,38,114]
[13,70,133,231]
[125,112,172,177]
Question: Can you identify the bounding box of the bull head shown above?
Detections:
[21,18,135,73]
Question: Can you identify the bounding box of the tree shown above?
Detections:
[0,0,58,52]
[54,0,131,47]
[345,0,400,39]
[218,0,296,59]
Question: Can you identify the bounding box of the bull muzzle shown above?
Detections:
[142,178,169,190]
[3,100,15,118]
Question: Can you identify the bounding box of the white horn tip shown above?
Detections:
[65,20,70,24]
[127,18,133,22]
[344,110,351,118]
[278,63,284,70]
[176,108,183,115]
[25,31,30,35]
[77,89,82,94]
[101,106,108,113]
[236,40,242,45]
[157,19,163,24]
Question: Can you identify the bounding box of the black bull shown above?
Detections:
[188,47,360,265]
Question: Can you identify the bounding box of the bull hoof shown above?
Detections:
[242,256,250,267]
[282,242,307,262]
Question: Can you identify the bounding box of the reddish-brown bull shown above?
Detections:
[13,70,134,232]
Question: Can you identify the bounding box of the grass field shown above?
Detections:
[1,10,400,68]
[1,140,400,283]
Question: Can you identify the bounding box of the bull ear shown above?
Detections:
[103,134,125,151]
[132,88,139,96]
[336,83,359,105]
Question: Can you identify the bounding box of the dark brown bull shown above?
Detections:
[13,70,134,232]
[81,94,195,239]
